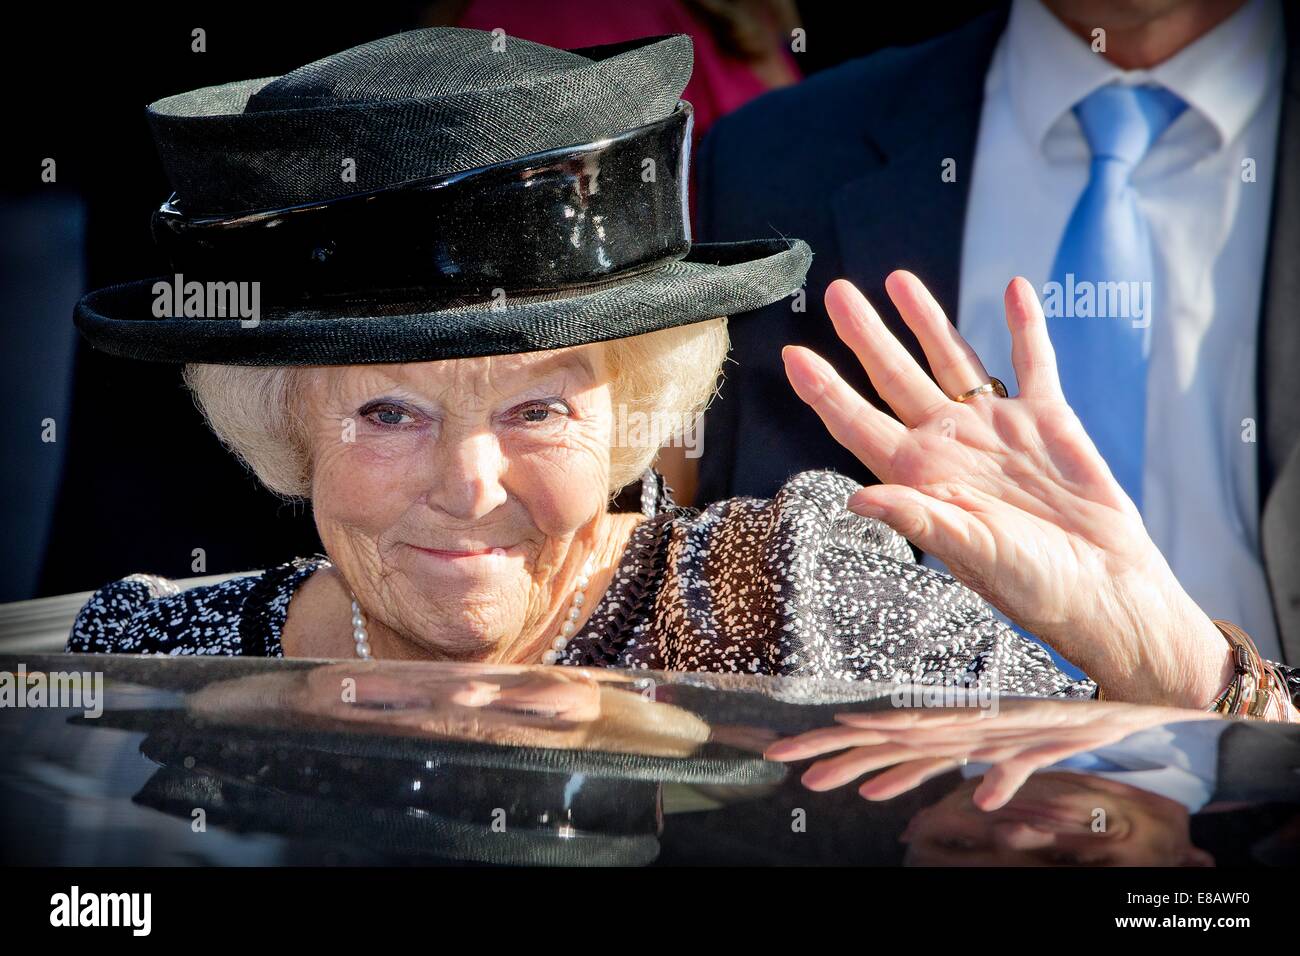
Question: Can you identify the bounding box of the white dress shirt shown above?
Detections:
[949,0,1285,660]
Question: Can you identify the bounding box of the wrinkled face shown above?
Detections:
[902,772,1213,867]
[301,345,614,660]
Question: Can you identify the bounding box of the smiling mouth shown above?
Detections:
[409,544,509,559]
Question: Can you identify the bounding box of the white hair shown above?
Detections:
[183,317,730,499]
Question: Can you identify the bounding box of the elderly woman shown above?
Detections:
[68,28,1297,720]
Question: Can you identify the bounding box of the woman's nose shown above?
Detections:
[428,431,508,521]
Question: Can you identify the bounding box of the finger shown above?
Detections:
[858,758,964,801]
[835,709,976,729]
[783,345,906,478]
[1004,276,1063,400]
[971,758,1042,811]
[837,730,1042,754]
[845,483,987,563]
[823,278,950,426]
[841,727,1042,751]
[764,725,890,761]
[884,270,991,398]
[800,743,928,791]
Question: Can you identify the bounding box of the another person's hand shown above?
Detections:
[782,272,1233,708]
[764,697,1218,808]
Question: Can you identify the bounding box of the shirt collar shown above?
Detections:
[1003,0,1283,153]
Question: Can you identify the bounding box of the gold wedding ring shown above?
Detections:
[953,377,1008,403]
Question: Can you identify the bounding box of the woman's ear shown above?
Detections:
[653,445,698,507]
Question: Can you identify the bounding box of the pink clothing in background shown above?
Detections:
[456,0,799,143]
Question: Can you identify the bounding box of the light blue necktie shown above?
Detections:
[1048,84,1185,512]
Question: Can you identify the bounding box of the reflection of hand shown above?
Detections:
[782,272,1232,708]
[765,697,1217,810]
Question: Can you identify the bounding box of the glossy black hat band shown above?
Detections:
[151,102,694,304]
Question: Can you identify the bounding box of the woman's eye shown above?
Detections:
[514,400,571,424]
[363,404,415,427]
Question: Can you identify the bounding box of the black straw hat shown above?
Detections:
[74,27,811,365]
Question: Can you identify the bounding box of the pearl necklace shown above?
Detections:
[541,554,596,665]
[349,598,373,660]
[348,554,596,663]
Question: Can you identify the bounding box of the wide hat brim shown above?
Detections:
[74,238,811,365]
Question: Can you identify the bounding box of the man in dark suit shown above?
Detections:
[693,0,1299,666]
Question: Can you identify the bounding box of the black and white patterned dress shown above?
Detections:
[68,469,1102,698]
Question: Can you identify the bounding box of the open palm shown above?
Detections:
[782,272,1215,695]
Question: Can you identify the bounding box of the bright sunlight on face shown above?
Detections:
[302,345,616,660]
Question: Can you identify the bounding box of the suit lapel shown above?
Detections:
[831,7,1008,372]
[1258,5,1300,664]
[1259,5,1300,494]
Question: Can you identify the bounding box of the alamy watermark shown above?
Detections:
[152,272,261,327]
[890,672,1000,716]
[1041,273,1153,329]
[50,886,150,936]
[0,663,103,718]
[611,405,703,458]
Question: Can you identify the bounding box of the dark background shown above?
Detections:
[0,1,999,601]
